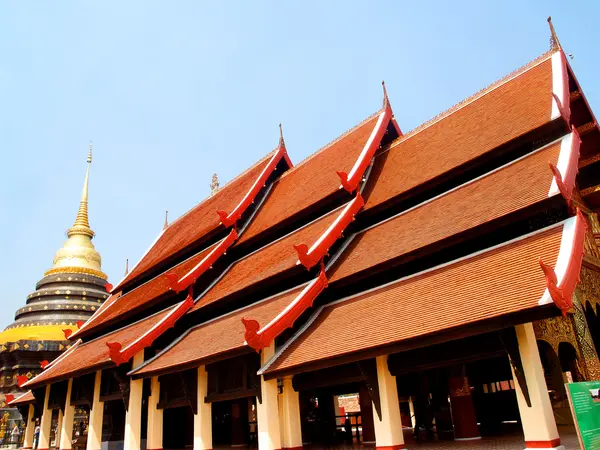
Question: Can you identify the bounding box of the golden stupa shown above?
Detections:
[0,144,109,401]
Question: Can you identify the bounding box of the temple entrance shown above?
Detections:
[163,405,194,450]
[211,398,256,447]
[101,400,126,450]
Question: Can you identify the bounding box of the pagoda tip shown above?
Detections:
[163,210,169,230]
[382,80,390,109]
[87,141,93,164]
[547,16,561,50]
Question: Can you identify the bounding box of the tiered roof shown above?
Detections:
[26,44,600,388]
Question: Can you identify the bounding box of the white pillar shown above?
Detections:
[257,342,281,450]
[55,409,64,449]
[280,377,302,450]
[59,379,75,450]
[194,366,212,450]
[146,376,163,450]
[23,405,35,450]
[372,355,405,449]
[86,371,104,450]
[38,385,52,450]
[512,323,564,450]
[408,397,416,429]
[124,352,144,450]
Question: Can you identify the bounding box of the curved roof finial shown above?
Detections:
[163,210,169,230]
[547,16,561,51]
[124,258,129,276]
[382,80,390,109]
[279,123,285,148]
[210,173,220,196]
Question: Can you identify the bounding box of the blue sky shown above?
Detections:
[0,1,598,329]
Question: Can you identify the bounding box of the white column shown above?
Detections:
[23,405,35,450]
[257,342,282,450]
[194,366,212,450]
[146,376,163,450]
[280,377,302,450]
[38,385,52,450]
[55,409,64,449]
[86,371,104,450]
[511,323,564,450]
[59,379,75,450]
[372,355,405,449]
[124,352,144,450]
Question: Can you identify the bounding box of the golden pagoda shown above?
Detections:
[0,144,109,405]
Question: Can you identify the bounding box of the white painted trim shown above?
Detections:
[538,215,577,305]
[548,132,574,197]
[551,51,566,120]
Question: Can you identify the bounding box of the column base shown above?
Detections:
[524,447,564,450]
[524,439,564,450]
[282,447,303,450]
[375,446,406,450]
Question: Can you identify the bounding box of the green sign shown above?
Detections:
[566,381,600,450]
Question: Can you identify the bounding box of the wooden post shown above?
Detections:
[512,323,564,450]
[86,371,104,450]
[59,379,76,450]
[38,385,52,450]
[194,366,212,450]
[280,377,302,450]
[23,405,35,450]
[147,376,163,450]
[124,352,144,450]
[257,342,281,450]
[372,355,405,449]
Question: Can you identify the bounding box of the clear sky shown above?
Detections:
[0,1,598,329]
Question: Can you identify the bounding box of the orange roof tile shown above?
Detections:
[118,150,277,288]
[238,113,381,244]
[191,208,339,312]
[25,307,174,388]
[9,390,35,406]
[78,243,219,336]
[264,224,565,375]
[131,287,303,377]
[365,55,555,211]
[330,140,563,283]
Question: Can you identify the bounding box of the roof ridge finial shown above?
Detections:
[163,210,169,230]
[210,173,220,196]
[68,142,94,238]
[382,80,390,109]
[124,258,129,276]
[547,16,561,51]
[279,123,285,148]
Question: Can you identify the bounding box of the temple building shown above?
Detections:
[10,21,600,450]
[1,146,109,438]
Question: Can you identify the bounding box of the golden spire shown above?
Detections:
[44,142,107,280]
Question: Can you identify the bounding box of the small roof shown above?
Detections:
[262,220,571,376]
[364,52,557,212]
[9,390,35,406]
[24,306,175,388]
[117,149,280,289]
[238,112,383,245]
[331,137,564,283]
[190,207,340,312]
[78,242,219,336]
[130,286,304,378]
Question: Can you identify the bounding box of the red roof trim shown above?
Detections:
[165,229,238,293]
[107,295,195,366]
[242,266,328,351]
[294,193,364,269]
[337,105,393,193]
[217,143,292,228]
[539,209,587,316]
[548,126,581,206]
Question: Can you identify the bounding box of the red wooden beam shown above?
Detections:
[5,394,14,405]
[242,267,328,351]
[217,143,292,228]
[539,209,587,316]
[294,193,364,269]
[337,96,393,193]
[549,126,581,206]
[107,294,195,366]
[165,229,238,293]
